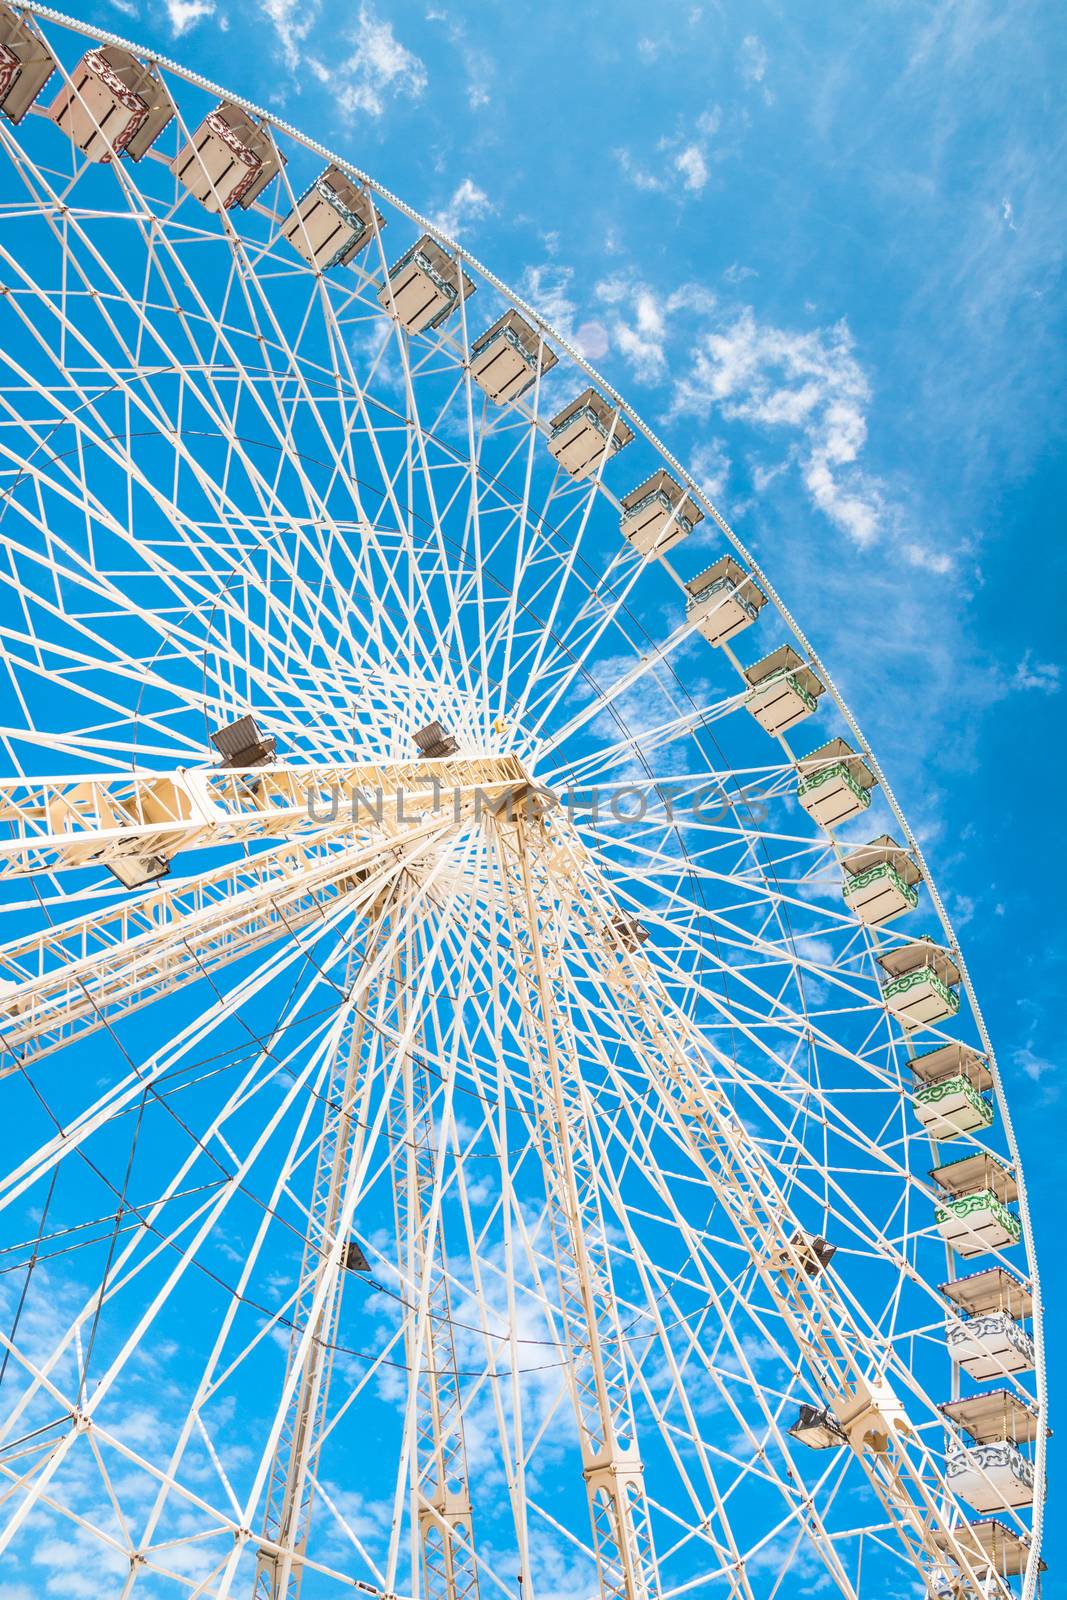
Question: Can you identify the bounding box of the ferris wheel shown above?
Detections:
[0,7,1047,1600]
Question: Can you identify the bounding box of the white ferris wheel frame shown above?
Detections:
[0,6,1047,1600]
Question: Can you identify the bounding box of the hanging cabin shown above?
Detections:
[469,309,557,405]
[941,1389,1042,1514]
[0,3,55,124]
[743,645,825,737]
[377,234,474,334]
[619,470,702,558]
[841,835,921,926]
[171,102,285,212]
[210,714,277,771]
[546,388,633,479]
[941,1266,1035,1382]
[795,738,877,830]
[931,1518,1043,1593]
[49,46,174,162]
[910,1042,994,1139]
[281,165,383,271]
[685,554,766,646]
[877,936,960,1029]
[496,782,560,825]
[343,1240,370,1272]
[931,1152,1022,1259]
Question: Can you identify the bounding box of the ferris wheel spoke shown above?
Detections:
[0,948,356,1567]
[0,437,376,767]
[0,255,425,733]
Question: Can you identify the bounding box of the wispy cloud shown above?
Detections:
[165,0,214,34]
[326,6,427,116]
[258,0,316,68]
[618,108,722,197]
[675,143,710,192]
[596,279,669,383]
[739,34,768,87]
[1012,653,1061,694]
[670,305,887,548]
[519,262,578,338]
[261,2,426,117]
[433,177,493,239]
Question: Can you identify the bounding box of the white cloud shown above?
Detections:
[165,0,214,34]
[605,286,668,382]
[1015,1044,1056,1081]
[306,4,427,118]
[619,106,721,198]
[574,320,610,360]
[673,306,887,546]
[902,540,953,574]
[1001,196,1017,231]
[519,262,577,338]
[689,437,731,499]
[433,177,493,239]
[1012,653,1060,693]
[739,34,768,86]
[258,0,316,67]
[675,143,710,192]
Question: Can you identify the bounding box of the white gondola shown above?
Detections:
[546,388,634,479]
[171,102,285,212]
[942,1265,1035,1382]
[281,165,383,271]
[469,309,557,405]
[684,554,766,645]
[743,646,824,737]
[877,936,960,1029]
[946,1314,1036,1385]
[931,1518,1043,1593]
[795,737,876,829]
[941,1391,1041,1514]
[910,1042,994,1137]
[49,46,174,162]
[931,1153,1021,1258]
[0,2,55,124]
[841,834,921,926]
[619,470,702,557]
[378,235,474,334]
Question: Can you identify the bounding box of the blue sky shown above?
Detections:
[61,0,1067,1576]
